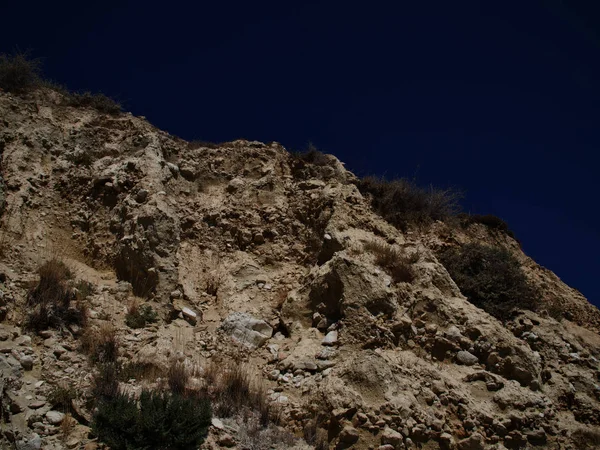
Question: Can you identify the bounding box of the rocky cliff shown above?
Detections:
[1,88,599,450]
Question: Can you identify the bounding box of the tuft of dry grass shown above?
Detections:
[203,361,272,426]
[26,258,89,331]
[81,324,119,364]
[363,240,418,283]
[167,359,189,395]
[358,176,461,230]
[60,413,77,441]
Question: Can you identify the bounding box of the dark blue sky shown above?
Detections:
[2,1,598,305]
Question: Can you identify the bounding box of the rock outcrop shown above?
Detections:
[0,88,599,449]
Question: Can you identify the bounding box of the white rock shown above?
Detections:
[322,330,338,346]
[46,410,65,425]
[220,312,273,350]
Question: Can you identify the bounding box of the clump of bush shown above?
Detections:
[458,214,518,241]
[363,240,418,283]
[438,243,536,321]
[358,176,461,230]
[81,324,119,364]
[48,383,76,410]
[204,361,271,426]
[26,259,88,331]
[92,389,211,450]
[0,51,122,114]
[125,300,158,329]
[289,143,338,181]
[66,92,122,115]
[0,52,41,93]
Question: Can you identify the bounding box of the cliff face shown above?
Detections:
[0,88,599,450]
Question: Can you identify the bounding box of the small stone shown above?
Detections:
[181,307,197,325]
[135,189,149,203]
[20,355,34,370]
[211,418,225,430]
[456,350,478,366]
[339,425,359,444]
[170,290,182,299]
[46,410,65,425]
[457,432,485,450]
[218,434,236,447]
[29,400,46,409]
[381,427,403,447]
[322,330,338,346]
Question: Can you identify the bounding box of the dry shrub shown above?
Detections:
[81,324,119,364]
[48,383,76,410]
[237,415,298,450]
[0,52,42,93]
[60,413,77,441]
[458,213,518,241]
[188,140,222,149]
[168,360,189,395]
[66,92,122,115]
[204,361,272,425]
[26,259,88,331]
[358,176,461,230]
[119,360,164,383]
[363,240,418,283]
[206,272,221,297]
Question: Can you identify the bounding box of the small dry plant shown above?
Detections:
[363,240,418,283]
[26,258,88,331]
[81,323,119,364]
[203,360,271,425]
[167,359,189,395]
[60,413,77,441]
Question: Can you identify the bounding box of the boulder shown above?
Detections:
[221,312,273,350]
[456,351,479,366]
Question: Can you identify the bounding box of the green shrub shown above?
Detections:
[358,176,461,230]
[125,303,158,329]
[92,390,211,450]
[26,259,88,331]
[0,52,41,93]
[438,243,536,321]
[91,363,120,401]
[66,92,122,115]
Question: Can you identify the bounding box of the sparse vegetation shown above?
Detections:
[125,299,158,329]
[204,361,272,425]
[48,383,76,410]
[438,243,537,321]
[25,259,88,331]
[459,213,518,240]
[92,389,211,450]
[91,362,120,401]
[0,52,42,93]
[118,360,164,383]
[358,176,461,230]
[0,51,122,114]
[81,324,119,364]
[66,92,122,115]
[364,240,418,283]
[167,360,189,395]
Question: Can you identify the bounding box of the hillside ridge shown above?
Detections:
[0,87,599,450]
